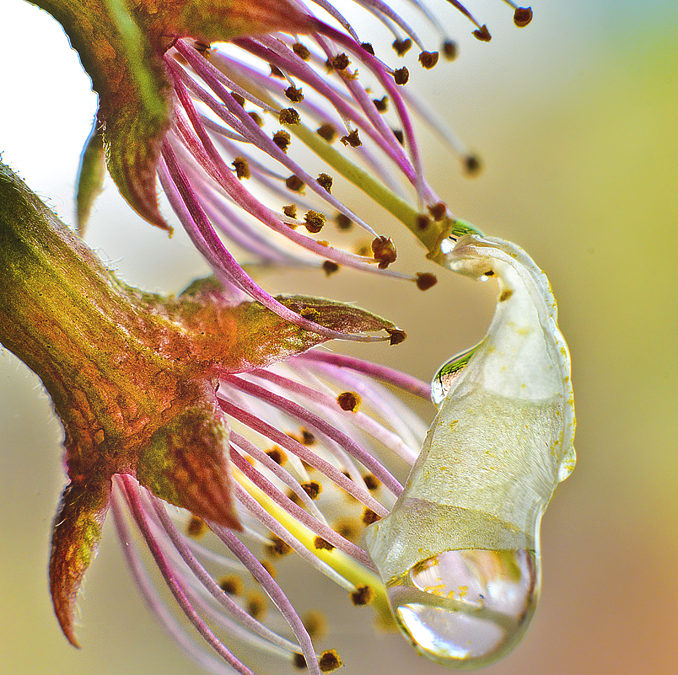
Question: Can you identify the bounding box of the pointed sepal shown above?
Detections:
[174,282,399,370]
[49,478,111,647]
[103,96,171,230]
[98,0,173,230]
[137,403,241,530]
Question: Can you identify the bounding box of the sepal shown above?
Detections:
[137,403,241,530]
[49,478,111,647]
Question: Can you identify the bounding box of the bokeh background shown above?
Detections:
[1,0,677,673]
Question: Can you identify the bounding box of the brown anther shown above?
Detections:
[319,650,342,673]
[331,53,350,70]
[387,328,407,345]
[218,575,243,596]
[186,515,207,538]
[392,129,404,145]
[394,67,409,85]
[336,213,352,230]
[300,429,315,445]
[317,173,333,193]
[416,272,438,291]
[300,307,320,320]
[336,391,361,412]
[360,42,375,55]
[248,112,263,127]
[416,214,431,230]
[279,108,301,125]
[428,202,447,221]
[419,51,439,69]
[484,270,495,276]
[270,64,285,78]
[304,210,326,233]
[267,536,292,557]
[499,289,514,302]
[350,585,375,606]
[282,204,298,219]
[464,154,482,175]
[293,653,307,669]
[362,508,381,525]
[231,92,245,106]
[372,96,388,113]
[302,481,322,499]
[285,85,304,102]
[273,130,291,153]
[266,447,287,465]
[317,123,337,142]
[442,40,458,61]
[363,474,380,491]
[371,235,397,269]
[473,25,492,42]
[286,175,305,192]
[392,38,412,56]
[260,559,277,579]
[303,611,327,638]
[313,536,335,551]
[194,41,211,54]
[232,157,250,180]
[293,42,311,60]
[322,261,339,276]
[246,592,267,619]
[514,7,533,27]
[340,129,361,147]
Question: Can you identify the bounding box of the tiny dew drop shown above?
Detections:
[386,549,538,667]
[431,344,480,408]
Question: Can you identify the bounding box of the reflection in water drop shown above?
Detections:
[430,344,480,407]
[386,549,538,667]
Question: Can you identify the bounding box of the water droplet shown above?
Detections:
[386,549,538,667]
[431,344,480,407]
[557,445,577,482]
[366,234,575,669]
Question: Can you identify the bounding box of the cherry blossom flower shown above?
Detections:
[0,157,428,673]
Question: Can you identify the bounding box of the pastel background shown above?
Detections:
[1,1,676,673]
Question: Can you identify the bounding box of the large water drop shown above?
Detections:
[386,549,538,667]
[365,234,575,669]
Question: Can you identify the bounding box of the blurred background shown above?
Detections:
[1,0,676,673]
